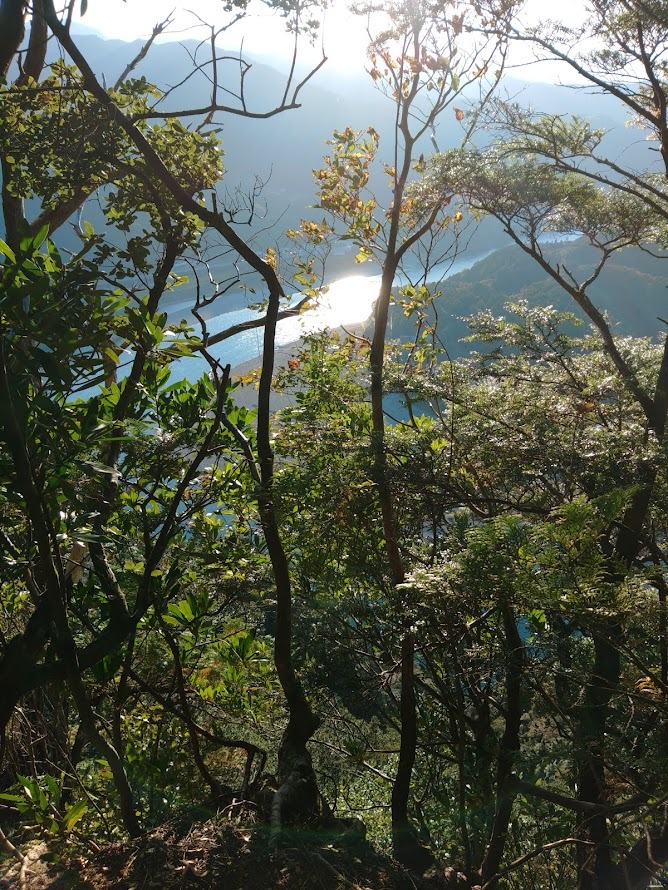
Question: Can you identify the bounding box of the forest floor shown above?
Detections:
[0,817,471,889]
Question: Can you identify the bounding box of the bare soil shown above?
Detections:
[0,818,472,890]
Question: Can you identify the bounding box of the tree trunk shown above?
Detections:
[0,0,24,78]
[480,606,524,886]
[2,0,47,250]
[391,629,429,870]
[257,270,321,833]
[67,669,141,838]
[575,632,621,890]
[610,829,668,890]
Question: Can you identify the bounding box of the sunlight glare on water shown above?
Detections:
[277,275,379,344]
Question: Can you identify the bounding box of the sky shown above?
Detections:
[71,0,589,81]
[73,0,369,71]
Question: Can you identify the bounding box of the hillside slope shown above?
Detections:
[388,239,668,354]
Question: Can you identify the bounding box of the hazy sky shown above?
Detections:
[72,0,588,80]
[75,0,367,70]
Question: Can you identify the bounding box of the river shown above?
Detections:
[165,248,498,380]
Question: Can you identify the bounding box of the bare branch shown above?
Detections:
[113,12,175,90]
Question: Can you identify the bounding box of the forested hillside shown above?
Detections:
[389,238,668,354]
[1,2,668,889]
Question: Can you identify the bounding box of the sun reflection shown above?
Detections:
[277,275,379,345]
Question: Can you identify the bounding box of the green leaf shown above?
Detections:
[44,774,61,805]
[0,239,16,263]
[104,347,120,366]
[63,800,88,831]
[178,598,194,621]
[33,224,49,250]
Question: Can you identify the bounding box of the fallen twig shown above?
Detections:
[0,824,29,888]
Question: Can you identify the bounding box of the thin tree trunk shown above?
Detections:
[0,0,25,78]
[2,0,48,250]
[370,211,432,872]
[575,632,621,890]
[67,667,141,837]
[257,269,320,832]
[480,606,525,886]
[610,829,668,890]
[575,484,655,887]
[39,12,324,825]
[161,624,226,801]
[17,0,48,86]
[390,629,421,864]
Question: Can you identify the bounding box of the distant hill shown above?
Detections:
[387,238,668,354]
[20,33,653,238]
[6,34,663,324]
